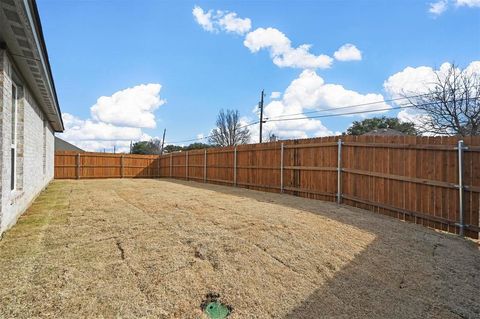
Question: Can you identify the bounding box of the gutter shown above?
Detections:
[22,0,64,132]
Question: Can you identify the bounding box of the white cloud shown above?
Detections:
[218,12,251,34]
[244,27,333,69]
[281,70,389,114]
[456,0,480,7]
[58,113,153,152]
[429,0,448,15]
[383,61,480,99]
[334,44,362,61]
[249,70,390,140]
[72,140,133,153]
[243,27,290,55]
[59,82,164,152]
[384,63,447,128]
[192,6,215,32]
[193,7,334,69]
[464,60,480,76]
[384,65,439,98]
[428,0,479,16]
[270,91,281,99]
[384,61,480,132]
[61,113,144,141]
[397,108,429,126]
[91,83,164,129]
[192,6,251,34]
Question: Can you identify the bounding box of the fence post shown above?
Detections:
[280,143,284,192]
[170,153,173,178]
[204,149,207,183]
[76,153,81,179]
[186,151,189,180]
[458,140,465,236]
[234,146,237,186]
[337,139,342,204]
[121,155,124,178]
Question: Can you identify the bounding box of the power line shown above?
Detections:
[168,103,404,144]
[265,96,479,123]
[264,93,433,120]
[168,121,259,144]
[265,105,411,123]
[167,96,478,145]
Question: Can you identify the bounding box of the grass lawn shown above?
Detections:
[0,179,479,318]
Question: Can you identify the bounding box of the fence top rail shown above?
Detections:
[466,146,480,152]
[206,149,235,154]
[341,142,460,151]
[284,142,338,149]
[123,155,158,160]
[55,152,159,159]
[236,146,281,152]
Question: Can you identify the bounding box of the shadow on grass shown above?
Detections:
[157,178,480,318]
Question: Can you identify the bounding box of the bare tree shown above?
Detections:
[209,109,251,146]
[404,63,480,136]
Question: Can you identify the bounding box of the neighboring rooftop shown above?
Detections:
[55,137,84,152]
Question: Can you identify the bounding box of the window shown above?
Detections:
[11,83,17,190]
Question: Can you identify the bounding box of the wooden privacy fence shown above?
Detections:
[54,152,161,179]
[55,135,480,238]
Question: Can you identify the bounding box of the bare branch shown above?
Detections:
[403,63,480,136]
[208,109,251,146]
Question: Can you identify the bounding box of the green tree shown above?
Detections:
[162,143,212,153]
[184,142,212,150]
[131,139,161,154]
[162,144,183,153]
[345,117,417,135]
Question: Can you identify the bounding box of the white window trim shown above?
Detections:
[11,82,17,192]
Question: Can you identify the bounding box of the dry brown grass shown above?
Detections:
[0,179,479,318]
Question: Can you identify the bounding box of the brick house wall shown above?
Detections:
[0,49,55,234]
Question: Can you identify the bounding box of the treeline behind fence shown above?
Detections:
[55,135,480,238]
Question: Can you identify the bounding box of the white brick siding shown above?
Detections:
[0,50,55,234]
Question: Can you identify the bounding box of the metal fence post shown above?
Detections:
[337,139,342,204]
[170,153,173,178]
[234,146,237,186]
[280,143,284,192]
[121,155,124,178]
[204,149,207,183]
[458,140,465,236]
[186,151,189,180]
[76,153,81,179]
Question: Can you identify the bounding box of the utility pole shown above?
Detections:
[259,89,265,143]
[129,141,132,154]
[160,128,166,155]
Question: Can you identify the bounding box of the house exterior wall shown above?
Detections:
[0,50,55,235]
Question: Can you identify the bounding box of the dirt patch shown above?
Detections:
[0,179,479,318]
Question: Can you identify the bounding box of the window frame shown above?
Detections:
[10,82,18,191]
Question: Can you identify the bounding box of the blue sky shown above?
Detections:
[37,0,480,151]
